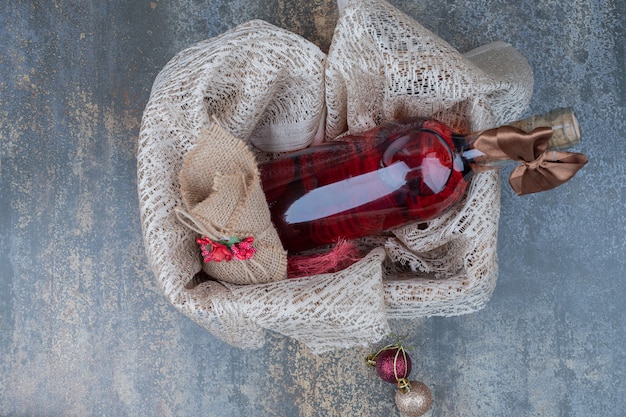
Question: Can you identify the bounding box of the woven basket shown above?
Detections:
[137,0,533,353]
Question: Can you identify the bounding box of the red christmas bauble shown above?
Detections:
[375,347,412,383]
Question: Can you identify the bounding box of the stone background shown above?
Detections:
[1,0,624,416]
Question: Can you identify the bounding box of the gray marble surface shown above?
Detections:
[1,1,624,416]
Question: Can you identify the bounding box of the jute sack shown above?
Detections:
[177,124,287,285]
[137,0,534,353]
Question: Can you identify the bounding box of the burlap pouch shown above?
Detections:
[177,123,287,285]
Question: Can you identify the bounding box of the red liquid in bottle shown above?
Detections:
[259,118,471,252]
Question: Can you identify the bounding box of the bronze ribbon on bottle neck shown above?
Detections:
[474,126,589,195]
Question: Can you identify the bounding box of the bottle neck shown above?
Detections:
[457,107,583,172]
[457,127,557,171]
[458,124,587,195]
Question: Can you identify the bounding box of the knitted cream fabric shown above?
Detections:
[137,0,533,353]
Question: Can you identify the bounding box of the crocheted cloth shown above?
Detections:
[137,0,532,353]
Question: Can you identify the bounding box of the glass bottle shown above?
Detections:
[259,108,588,252]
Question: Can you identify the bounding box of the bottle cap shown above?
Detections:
[507,107,581,150]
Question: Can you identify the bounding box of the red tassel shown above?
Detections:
[287,240,362,278]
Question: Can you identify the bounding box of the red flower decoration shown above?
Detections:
[231,237,257,260]
[210,241,233,262]
[196,236,256,263]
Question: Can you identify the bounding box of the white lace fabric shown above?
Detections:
[137,0,532,353]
